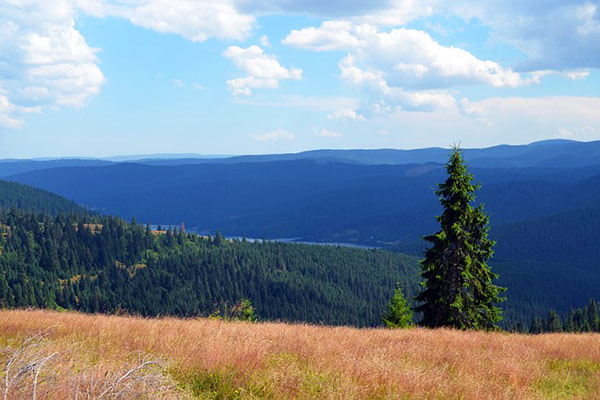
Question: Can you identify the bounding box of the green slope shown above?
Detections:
[0,179,87,215]
[0,209,420,327]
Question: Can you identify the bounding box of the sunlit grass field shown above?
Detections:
[0,309,599,399]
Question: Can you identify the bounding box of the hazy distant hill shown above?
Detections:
[0,159,113,178]
[9,159,600,243]
[3,139,600,177]
[135,139,600,168]
[132,139,600,168]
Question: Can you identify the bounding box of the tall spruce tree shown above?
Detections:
[415,146,505,330]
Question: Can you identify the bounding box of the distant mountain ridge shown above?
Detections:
[0,159,113,178]
[207,139,600,168]
[2,139,600,178]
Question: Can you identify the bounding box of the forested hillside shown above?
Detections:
[8,154,600,326]
[0,180,88,215]
[10,161,600,241]
[0,209,419,327]
[493,199,600,270]
[10,159,600,247]
[0,206,597,328]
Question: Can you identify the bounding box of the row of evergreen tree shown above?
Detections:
[0,208,419,327]
[513,299,600,334]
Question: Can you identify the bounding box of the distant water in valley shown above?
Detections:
[229,236,380,249]
[151,225,379,249]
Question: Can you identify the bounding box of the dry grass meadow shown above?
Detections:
[0,309,599,399]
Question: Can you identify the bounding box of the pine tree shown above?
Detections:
[415,146,505,330]
[531,316,543,334]
[214,231,225,247]
[564,309,576,332]
[511,321,527,333]
[545,310,562,332]
[574,309,586,332]
[585,299,599,331]
[382,285,413,328]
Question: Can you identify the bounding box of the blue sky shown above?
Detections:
[1,0,599,158]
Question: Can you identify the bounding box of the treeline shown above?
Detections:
[515,299,600,334]
[0,209,419,327]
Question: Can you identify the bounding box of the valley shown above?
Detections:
[3,140,600,327]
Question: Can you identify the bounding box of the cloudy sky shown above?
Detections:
[1,0,599,157]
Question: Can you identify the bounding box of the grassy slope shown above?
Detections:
[1,310,600,399]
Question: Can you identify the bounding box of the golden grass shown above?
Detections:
[0,309,599,399]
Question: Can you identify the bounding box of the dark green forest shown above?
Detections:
[519,299,600,334]
[0,178,598,330]
[3,206,598,330]
[0,180,87,215]
[0,209,419,327]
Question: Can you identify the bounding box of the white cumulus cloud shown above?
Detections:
[0,0,105,128]
[445,0,600,71]
[284,21,533,117]
[252,129,294,141]
[259,35,270,47]
[338,54,458,115]
[352,0,434,26]
[285,22,525,89]
[223,45,302,96]
[283,21,365,51]
[316,128,341,137]
[327,108,365,120]
[457,98,492,127]
[0,0,256,128]
[465,96,600,142]
[275,0,600,71]
[112,0,255,42]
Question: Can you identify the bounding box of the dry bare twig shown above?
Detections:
[2,331,58,400]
